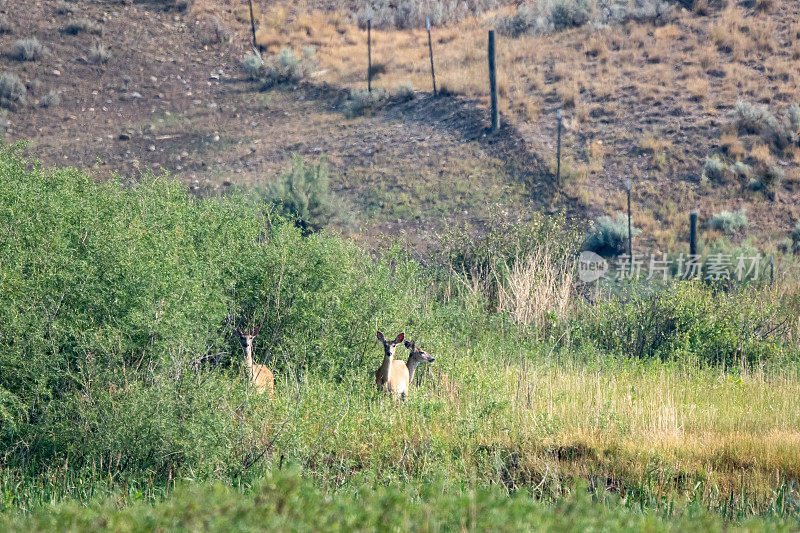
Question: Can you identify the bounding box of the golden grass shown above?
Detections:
[283,360,800,501]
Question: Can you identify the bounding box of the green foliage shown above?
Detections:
[263,47,316,88]
[0,73,26,109]
[583,213,640,256]
[263,154,333,233]
[13,38,47,61]
[442,207,579,276]
[359,0,499,30]
[2,469,797,532]
[734,99,797,150]
[701,155,725,183]
[0,146,418,482]
[343,87,388,118]
[729,160,751,181]
[240,52,263,81]
[395,82,415,101]
[497,0,673,36]
[579,282,787,365]
[88,43,111,64]
[62,18,103,35]
[708,208,748,234]
[38,89,60,108]
[793,221,800,244]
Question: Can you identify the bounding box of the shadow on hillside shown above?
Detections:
[281,81,559,207]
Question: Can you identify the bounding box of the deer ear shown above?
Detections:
[404,340,411,349]
[235,328,243,337]
[377,331,385,342]
[395,332,404,343]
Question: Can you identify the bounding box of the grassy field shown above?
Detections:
[0,145,799,530]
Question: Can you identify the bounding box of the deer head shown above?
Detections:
[404,340,436,364]
[376,330,404,358]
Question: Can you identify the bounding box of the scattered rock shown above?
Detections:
[119,133,131,140]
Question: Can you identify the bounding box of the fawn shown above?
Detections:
[235,326,275,397]
[375,331,435,398]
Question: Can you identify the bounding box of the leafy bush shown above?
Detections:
[343,87,388,118]
[761,164,784,194]
[733,99,796,150]
[497,0,673,36]
[240,52,264,80]
[263,154,334,233]
[359,0,499,30]
[583,213,641,256]
[39,89,60,108]
[395,82,415,101]
[708,208,748,234]
[581,282,787,365]
[729,161,751,181]
[496,5,547,37]
[0,146,419,482]
[62,18,103,35]
[89,43,112,64]
[749,164,784,198]
[701,155,725,182]
[262,47,316,88]
[13,37,47,61]
[792,221,800,244]
[243,48,317,88]
[0,73,26,109]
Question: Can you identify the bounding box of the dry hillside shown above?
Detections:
[2,0,800,256]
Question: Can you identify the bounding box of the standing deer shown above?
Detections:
[235,326,275,397]
[375,331,435,398]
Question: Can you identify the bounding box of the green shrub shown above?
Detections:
[729,161,751,181]
[0,73,26,109]
[395,82,415,101]
[13,37,47,61]
[38,89,60,108]
[496,5,545,37]
[733,99,795,150]
[583,213,641,256]
[0,15,11,34]
[791,221,800,245]
[262,47,316,88]
[263,154,334,233]
[359,0,499,30]
[581,282,787,365]
[0,146,421,481]
[62,18,103,35]
[758,164,784,197]
[497,0,672,36]
[343,87,388,118]
[708,208,748,234]
[701,155,725,182]
[88,43,111,64]
[240,52,264,80]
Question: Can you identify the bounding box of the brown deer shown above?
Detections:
[235,326,274,397]
[375,331,435,398]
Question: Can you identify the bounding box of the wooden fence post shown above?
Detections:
[367,17,372,93]
[426,18,437,96]
[248,0,257,50]
[556,109,563,188]
[627,179,632,259]
[488,30,498,132]
[689,211,697,257]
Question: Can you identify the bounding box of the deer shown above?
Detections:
[235,325,275,397]
[375,331,435,398]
